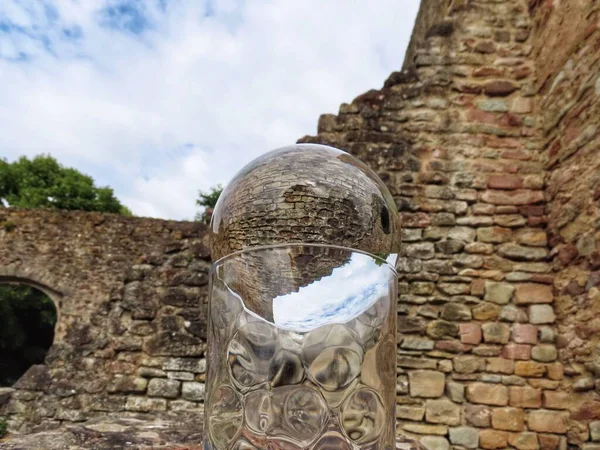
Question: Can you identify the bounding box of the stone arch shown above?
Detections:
[0,273,60,388]
[0,268,64,325]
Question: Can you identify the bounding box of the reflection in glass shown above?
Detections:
[204,244,397,449]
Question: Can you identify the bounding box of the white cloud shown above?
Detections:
[0,0,420,220]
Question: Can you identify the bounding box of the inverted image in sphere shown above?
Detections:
[210,144,401,263]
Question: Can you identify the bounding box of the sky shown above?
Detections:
[0,0,420,220]
[272,252,395,332]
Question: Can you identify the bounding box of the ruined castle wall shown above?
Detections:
[531,0,600,442]
[3,0,600,447]
[300,0,572,447]
[0,209,210,431]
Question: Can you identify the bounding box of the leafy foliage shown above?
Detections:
[0,154,131,215]
[0,286,57,387]
[196,184,223,223]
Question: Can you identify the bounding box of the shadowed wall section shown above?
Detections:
[0,209,211,431]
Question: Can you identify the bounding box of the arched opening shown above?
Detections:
[0,284,57,387]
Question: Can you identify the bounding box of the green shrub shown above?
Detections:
[0,416,8,439]
[2,222,16,232]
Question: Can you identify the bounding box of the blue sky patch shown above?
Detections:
[98,1,151,34]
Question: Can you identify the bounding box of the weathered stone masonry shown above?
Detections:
[0,209,211,432]
[2,0,600,449]
[299,0,599,448]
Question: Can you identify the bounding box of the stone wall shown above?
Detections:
[0,209,211,432]
[299,0,584,448]
[532,0,600,446]
[2,0,600,448]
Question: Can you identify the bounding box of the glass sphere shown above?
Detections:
[210,144,401,264]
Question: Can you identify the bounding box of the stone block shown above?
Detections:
[454,356,485,374]
[425,399,461,425]
[491,407,525,431]
[401,336,435,350]
[529,305,556,324]
[546,362,564,380]
[181,382,205,402]
[409,371,446,398]
[473,302,501,321]
[460,323,482,344]
[508,432,540,450]
[498,243,548,261]
[515,283,553,304]
[108,376,148,394]
[477,226,513,243]
[465,404,491,427]
[484,281,515,305]
[138,367,167,378]
[509,386,542,408]
[538,434,561,450]
[480,429,509,449]
[531,344,557,362]
[543,391,570,410]
[500,305,529,322]
[446,381,465,403]
[502,375,526,386]
[449,426,479,448]
[420,436,450,450]
[513,324,538,344]
[125,396,167,412]
[448,226,477,243]
[538,326,555,343]
[466,383,508,406]
[396,405,426,421]
[169,400,203,411]
[484,80,518,97]
[590,421,600,441]
[147,378,180,399]
[482,189,544,206]
[482,322,511,344]
[487,357,514,374]
[427,320,459,339]
[488,174,523,190]
[441,303,472,321]
[515,361,546,377]
[401,423,448,435]
[503,343,531,360]
[528,410,569,433]
[162,358,206,373]
[495,214,527,227]
[167,371,195,381]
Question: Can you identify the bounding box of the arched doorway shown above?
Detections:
[0,284,57,387]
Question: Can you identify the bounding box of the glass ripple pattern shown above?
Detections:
[204,244,397,449]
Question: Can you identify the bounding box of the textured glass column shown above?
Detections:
[204,244,397,450]
[204,144,402,449]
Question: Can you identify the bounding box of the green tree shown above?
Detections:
[0,154,131,215]
[196,184,223,223]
